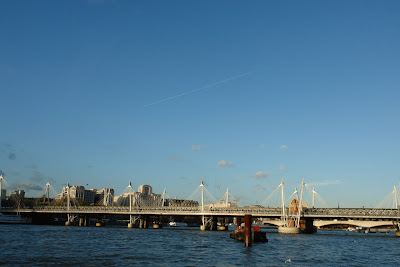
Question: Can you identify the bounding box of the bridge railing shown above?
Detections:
[9,206,400,218]
[304,208,400,218]
[26,205,284,215]
[31,205,203,212]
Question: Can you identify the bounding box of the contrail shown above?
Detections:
[144,72,251,107]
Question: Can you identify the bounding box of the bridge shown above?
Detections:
[3,206,400,229]
[3,206,400,219]
[2,176,400,232]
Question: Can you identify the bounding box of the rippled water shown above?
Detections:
[1,224,400,266]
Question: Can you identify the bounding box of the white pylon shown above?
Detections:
[66,183,70,223]
[280,179,286,227]
[294,188,299,201]
[312,187,316,208]
[0,175,4,210]
[200,180,205,226]
[128,181,133,224]
[161,188,168,207]
[44,182,51,203]
[225,188,229,207]
[296,178,305,228]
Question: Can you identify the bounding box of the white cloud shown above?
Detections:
[217,160,233,167]
[168,154,185,162]
[280,164,286,172]
[254,184,266,191]
[251,171,271,179]
[307,180,343,187]
[9,183,42,191]
[280,145,288,150]
[192,145,203,151]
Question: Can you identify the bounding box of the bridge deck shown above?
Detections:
[3,207,400,220]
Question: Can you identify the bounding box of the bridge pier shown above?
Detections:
[395,221,400,237]
[153,216,163,229]
[128,214,137,228]
[200,215,212,231]
[139,215,149,229]
[301,218,316,234]
[210,216,218,231]
[96,218,104,227]
[78,217,88,227]
[65,214,72,226]
[218,217,228,231]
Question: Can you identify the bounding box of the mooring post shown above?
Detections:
[244,214,252,247]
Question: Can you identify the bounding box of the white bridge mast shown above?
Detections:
[0,175,4,211]
[280,179,287,227]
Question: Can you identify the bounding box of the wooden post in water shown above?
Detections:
[244,214,252,247]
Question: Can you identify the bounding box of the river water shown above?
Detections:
[1,224,400,266]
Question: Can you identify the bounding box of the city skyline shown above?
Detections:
[1,1,400,207]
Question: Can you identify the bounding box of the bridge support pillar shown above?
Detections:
[210,216,218,231]
[139,217,144,228]
[218,217,227,231]
[139,215,149,229]
[65,214,71,226]
[139,216,143,228]
[200,215,211,231]
[153,216,162,229]
[301,217,316,234]
[79,218,84,227]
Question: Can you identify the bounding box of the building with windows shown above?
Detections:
[0,189,6,200]
[115,185,198,207]
[55,185,115,206]
[84,189,96,205]
[95,188,114,206]
[9,190,25,199]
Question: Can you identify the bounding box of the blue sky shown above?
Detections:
[1,0,399,207]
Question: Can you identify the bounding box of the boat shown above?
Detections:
[230,227,268,242]
[0,213,31,224]
[169,221,187,227]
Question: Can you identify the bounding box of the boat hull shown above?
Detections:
[278,226,301,234]
[0,214,32,224]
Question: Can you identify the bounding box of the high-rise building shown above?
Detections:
[115,185,198,207]
[95,188,114,206]
[0,189,6,200]
[9,190,25,199]
[138,185,152,195]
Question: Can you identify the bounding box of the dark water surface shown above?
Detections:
[1,224,400,266]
